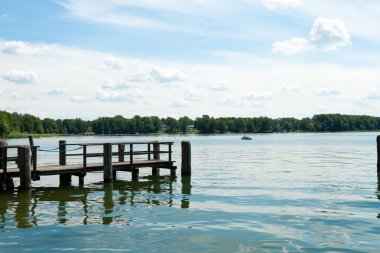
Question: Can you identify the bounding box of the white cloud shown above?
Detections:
[281,85,300,93]
[101,80,131,90]
[127,71,150,82]
[209,81,232,91]
[318,86,343,96]
[70,95,91,103]
[272,37,308,55]
[365,91,380,100]
[59,0,174,31]
[184,89,205,101]
[262,0,303,9]
[95,89,144,102]
[46,88,67,95]
[217,98,244,107]
[8,92,26,99]
[1,70,39,84]
[309,17,351,51]
[150,66,186,83]
[241,92,273,100]
[170,97,189,107]
[0,40,51,55]
[104,56,125,70]
[272,17,350,55]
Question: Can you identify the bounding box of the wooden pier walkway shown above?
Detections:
[0,139,191,191]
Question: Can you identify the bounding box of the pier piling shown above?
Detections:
[18,146,31,190]
[181,141,191,176]
[59,140,71,185]
[103,143,113,182]
[152,142,160,176]
[377,136,380,172]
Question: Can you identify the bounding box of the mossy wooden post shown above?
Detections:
[152,142,160,176]
[377,136,380,172]
[181,141,191,176]
[59,140,71,186]
[18,146,31,190]
[103,143,113,182]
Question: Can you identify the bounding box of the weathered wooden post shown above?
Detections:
[59,140,71,186]
[59,140,66,165]
[0,139,7,191]
[103,143,113,182]
[28,136,39,181]
[181,141,191,176]
[377,136,380,172]
[130,144,139,181]
[115,144,125,179]
[0,139,7,171]
[18,146,31,190]
[152,142,160,176]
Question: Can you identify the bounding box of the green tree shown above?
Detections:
[178,116,193,133]
[0,111,10,138]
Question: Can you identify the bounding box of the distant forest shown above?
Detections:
[1,110,380,138]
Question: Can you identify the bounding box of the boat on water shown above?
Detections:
[241,135,252,140]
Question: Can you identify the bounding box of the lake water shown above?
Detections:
[1,133,380,252]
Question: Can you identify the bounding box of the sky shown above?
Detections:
[0,0,380,120]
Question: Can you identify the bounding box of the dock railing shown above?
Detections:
[57,141,174,168]
[1,139,191,191]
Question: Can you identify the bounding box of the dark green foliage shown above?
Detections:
[0,111,10,138]
[0,110,380,138]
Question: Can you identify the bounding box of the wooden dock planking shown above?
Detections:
[1,139,190,191]
[0,160,176,177]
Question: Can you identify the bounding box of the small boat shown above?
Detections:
[241,135,252,140]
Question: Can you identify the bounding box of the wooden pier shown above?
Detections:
[0,140,191,191]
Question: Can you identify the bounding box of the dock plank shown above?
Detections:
[0,159,176,177]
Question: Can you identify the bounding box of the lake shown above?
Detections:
[1,133,380,252]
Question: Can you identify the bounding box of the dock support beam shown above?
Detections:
[132,169,139,181]
[103,143,113,182]
[181,141,191,176]
[59,140,71,186]
[152,142,160,176]
[18,146,31,190]
[377,136,380,172]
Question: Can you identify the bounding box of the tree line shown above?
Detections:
[1,110,380,138]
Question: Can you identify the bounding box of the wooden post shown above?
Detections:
[0,139,7,172]
[169,143,172,162]
[118,144,125,162]
[59,140,66,166]
[129,143,139,180]
[115,144,125,179]
[59,140,71,185]
[132,168,139,181]
[152,142,160,176]
[103,143,113,182]
[83,145,87,168]
[18,146,31,190]
[28,136,34,147]
[31,146,39,181]
[181,141,191,176]
[377,136,380,172]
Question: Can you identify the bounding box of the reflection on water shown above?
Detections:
[2,133,380,252]
[0,176,191,228]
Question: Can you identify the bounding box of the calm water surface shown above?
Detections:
[1,133,380,252]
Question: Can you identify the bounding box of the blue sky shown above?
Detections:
[1,0,380,119]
